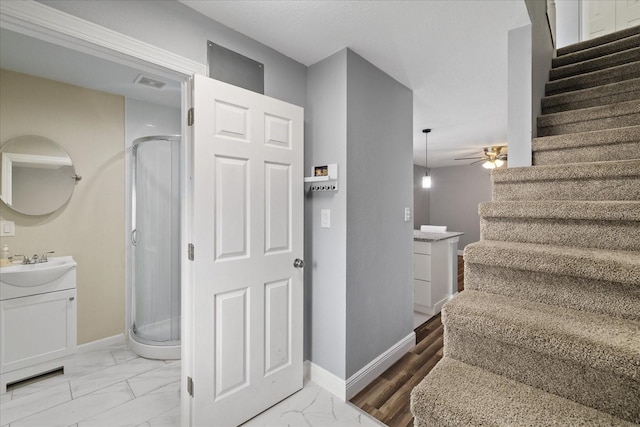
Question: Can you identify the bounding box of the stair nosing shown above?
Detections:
[492,159,640,182]
[463,240,640,285]
[443,290,640,380]
[411,357,635,426]
[478,200,640,221]
[545,60,640,95]
[550,46,640,81]
[538,99,640,128]
[556,26,640,57]
[532,125,640,152]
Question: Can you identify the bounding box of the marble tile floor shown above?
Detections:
[1,343,384,427]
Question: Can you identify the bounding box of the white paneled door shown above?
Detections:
[191,75,304,426]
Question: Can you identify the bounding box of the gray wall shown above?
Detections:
[428,165,492,249]
[345,50,413,378]
[38,0,307,107]
[413,165,430,229]
[304,50,348,378]
[507,1,554,168]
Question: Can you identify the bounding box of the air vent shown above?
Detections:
[134,74,166,90]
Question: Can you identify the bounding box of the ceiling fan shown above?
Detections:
[454,146,507,169]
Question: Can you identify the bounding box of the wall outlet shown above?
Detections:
[404,207,411,222]
[321,209,331,228]
[0,221,15,237]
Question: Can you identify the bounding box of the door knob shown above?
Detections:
[293,258,305,268]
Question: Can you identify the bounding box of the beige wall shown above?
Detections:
[0,69,125,344]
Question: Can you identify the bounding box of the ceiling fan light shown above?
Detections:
[482,160,496,169]
[422,175,431,188]
[494,159,505,167]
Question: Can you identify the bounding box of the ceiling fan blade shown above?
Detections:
[470,159,486,165]
[454,156,485,160]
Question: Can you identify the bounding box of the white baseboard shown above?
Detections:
[346,332,415,400]
[304,331,416,402]
[304,360,346,401]
[77,333,125,353]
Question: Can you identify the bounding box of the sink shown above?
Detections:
[0,256,76,287]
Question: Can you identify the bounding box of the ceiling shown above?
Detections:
[180,0,530,167]
[0,28,181,109]
[1,1,531,168]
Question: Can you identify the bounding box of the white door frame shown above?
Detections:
[0,2,205,425]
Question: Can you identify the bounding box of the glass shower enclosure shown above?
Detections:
[129,135,181,360]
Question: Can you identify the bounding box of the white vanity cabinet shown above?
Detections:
[413,231,462,317]
[0,259,77,392]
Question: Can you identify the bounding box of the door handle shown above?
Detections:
[293,258,305,268]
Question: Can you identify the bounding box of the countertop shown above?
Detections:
[413,230,464,242]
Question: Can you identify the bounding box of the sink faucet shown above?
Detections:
[11,251,54,264]
[41,251,54,262]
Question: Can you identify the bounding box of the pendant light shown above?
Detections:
[422,128,431,189]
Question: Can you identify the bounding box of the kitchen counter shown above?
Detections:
[413,230,464,242]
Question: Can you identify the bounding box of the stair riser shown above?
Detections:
[554,33,640,66]
[533,141,640,165]
[480,218,640,251]
[538,113,640,136]
[444,329,640,424]
[550,47,640,81]
[493,178,640,201]
[464,263,640,321]
[545,62,640,96]
[542,88,640,114]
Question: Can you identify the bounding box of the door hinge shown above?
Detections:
[188,243,194,261]
[187,376,194,397]
[187,107,194,126]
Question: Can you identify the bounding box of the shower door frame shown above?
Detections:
[0,3,203,425]
[130,135,182,348]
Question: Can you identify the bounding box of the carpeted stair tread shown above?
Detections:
[479,200,640,221]
[541,77,640,114]
[550,46,640,81]
[492,159,640,201]
[443,290,640,381]
[479,200,639,249]
[464,262,640,321]
[533,129,640,165]
[463,240,640,286]
[537,99,640,136]
[410,357,635,427]
[493,158,640,182]
[533,125,640,155]
[545,60,640,96]
[557,25,640,58]
[443,291,640,422]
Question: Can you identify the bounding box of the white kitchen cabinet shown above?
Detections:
[413,232,462,317]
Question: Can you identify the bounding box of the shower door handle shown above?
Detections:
[131,229,139,246]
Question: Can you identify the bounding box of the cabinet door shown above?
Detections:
[413,253,432,281]
[0,289,76,374]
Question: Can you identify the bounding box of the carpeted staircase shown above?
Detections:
[410,26,640,426]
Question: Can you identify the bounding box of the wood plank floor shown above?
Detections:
[350,256,464,427]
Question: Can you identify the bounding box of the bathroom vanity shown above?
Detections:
[0,256,77,392]
[413,230,463,317]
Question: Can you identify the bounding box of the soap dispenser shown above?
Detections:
[0,244,10,267]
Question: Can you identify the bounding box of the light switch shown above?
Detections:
[0,221,15,237]
[404,207,411,222]
[321,209,331,228]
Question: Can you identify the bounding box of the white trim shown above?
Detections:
[457,249,464,257]
[346,332,415,400]
[0,0,206,79]
[304,361,346,401]
[304,331,416,402]
[77,333,125,353]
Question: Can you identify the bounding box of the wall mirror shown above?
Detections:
[0,135,78,216]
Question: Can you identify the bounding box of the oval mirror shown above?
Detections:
[0,135,78,216]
